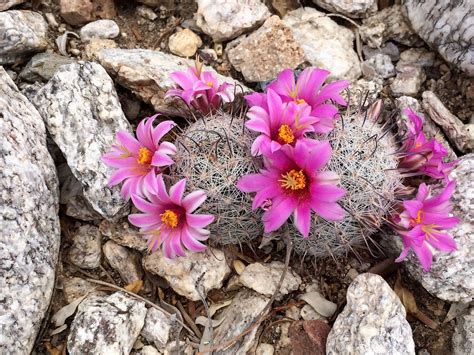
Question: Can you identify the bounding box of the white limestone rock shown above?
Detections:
[361,53,395,79]
[390,64,426,97]
[31,61,131,220]
[168,28,202,58]
[326,273,415,355]
[313,0,377,18]
[80,19,120,42]
[140,308,173,350]
[0,10,48,65]
[0,67,60,354]
[453,307,474,355]
[67,292,147,355]
[283,7,361,80]
[196,0,271,42]
[143,248,231,301]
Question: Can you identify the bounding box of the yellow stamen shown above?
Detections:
[278,124,295,144]
[207,81,214,87]
[279,169,306,190]
[296,98,306,104]
[161,210,179,228]
[410,210,423,225]
[137,147,153,165]
[289,89,298,99]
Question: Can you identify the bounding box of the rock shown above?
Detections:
[93,0,116,19]
[239,261,302,297]
[289,320,331,355]
[80,19,120,42]
[213,290,269,354]
[67,292,147,355]
[313,0,377,18]
[0,0,25,11]
[66,195,103,221]
[404,0,474,76]
[326,273,415,354]
[135,0,162,6]
[422,91,474,153]
[360,5,420,48]
[363,42,400,62]
[69,224,102,269]
[19,52,75,82]
[61,277,98,303]
[196,0,271,42]
[140,308,173,350]
[135,346,161,355]
[390,64,425,97]
[453,308,474,355]
[283,7,361,81]
[99,220,148,251]
[31,62,131,219]
[136,5,158,21]
[271,0,299,17]
[343,76,383,101]
[397,48,436,69]
[256,343,275,355]
[0,67,60,354]
[143,248,231,301]
[0,10,48,65]
[103,240,143,284]
[301,304,324,321]
[361,53,395,79]
[60,0,93,26]
[398,155,473,303]
[84,38,117,60]
[227,16,304,82]
[163,341,194,355]
[168,28,202,58]
[97,48,248,114]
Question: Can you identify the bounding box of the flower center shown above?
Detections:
[161,210,179,228]
[279,169,307,190]
[414,142,422,149]
[207,81,214,87]
[289,89,298,99]
[296,98,306,104]
[410,210,423,226]
[137,147,153,165]
[278,124,295,144]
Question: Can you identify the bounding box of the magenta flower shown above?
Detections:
[398,109,456,179]
[393,181,459,272]
[237,140,345,237]
[246,68,349,133]
[245,89,318,156]
[165,61,234,114]
[102,115,177,200]
[129,174,214,258]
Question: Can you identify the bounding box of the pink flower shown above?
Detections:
[245,89,318,156]
[129,175,215,258]
[245,68,349,133]
[398,109,456,179]
[393,182,459,272]
[102,115,177,200]
[237,140,345,237]
[165,60,234,114]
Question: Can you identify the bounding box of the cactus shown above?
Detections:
[171,112,263,245]
[290,105,404,259]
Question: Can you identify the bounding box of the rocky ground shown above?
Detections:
[1,0,473,354]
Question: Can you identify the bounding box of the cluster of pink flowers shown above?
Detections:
[238,68,349,237]
[392,109,459,271]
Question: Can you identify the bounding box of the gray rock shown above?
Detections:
[196,0,271,42]
[18,81,44,101]
[312,0,377,18]
[0,0,25,11]
[31,62,131,220]
[0,10,48,65]
[362,53,395,79]
[134,346,161,355]
[343,76,384,101]
[69,224,102,269]
[239,261,302,298]
[20,52,75,82]
[453,307,474,355]
[404,0,474,76]
[140,308,173,350]
[0,67,60,354]
[390,64,426,97]
[226,15,305,82]
[66,195,103,221]
[283,7,361,80]
[213,290,269,355]
[80,19,120,42]
[397,48,437,69]
[99,220,148,252]
[363,42,400,62]
[360,5,420,48]
[136,5,158,21]
[326,273,415,355]
[67,292,147,355]
[143,248,231,301]
[97,48,248,115]
[103,240,143,284]
[60,276,99,303]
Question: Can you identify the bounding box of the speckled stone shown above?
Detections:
[99,220,148,252]
[102,240,143,284]
[313,0,377,18]
[0,67,60,354]
[140,308,172,350]
[31,62,131,220]
[67,292,147,355]
[453,307,474,355]
[0,10,48,65]
[69,224,102,269]
[0,0,26,11]
[19,52,75,82]
[326,273,415,355]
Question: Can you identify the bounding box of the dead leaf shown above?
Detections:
[50,324,68,336]
[233,260,245,275]
[208,299,232,317]
[195,316,225,328]
[51,295,86,327]
[124,279,143,294]
[300,292,337,318]
[44,342,62,355]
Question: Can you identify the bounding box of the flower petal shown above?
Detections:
[293,203,311,238]
[182,190,207,212]
[262,197,297,233]
[169,178,186,204]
